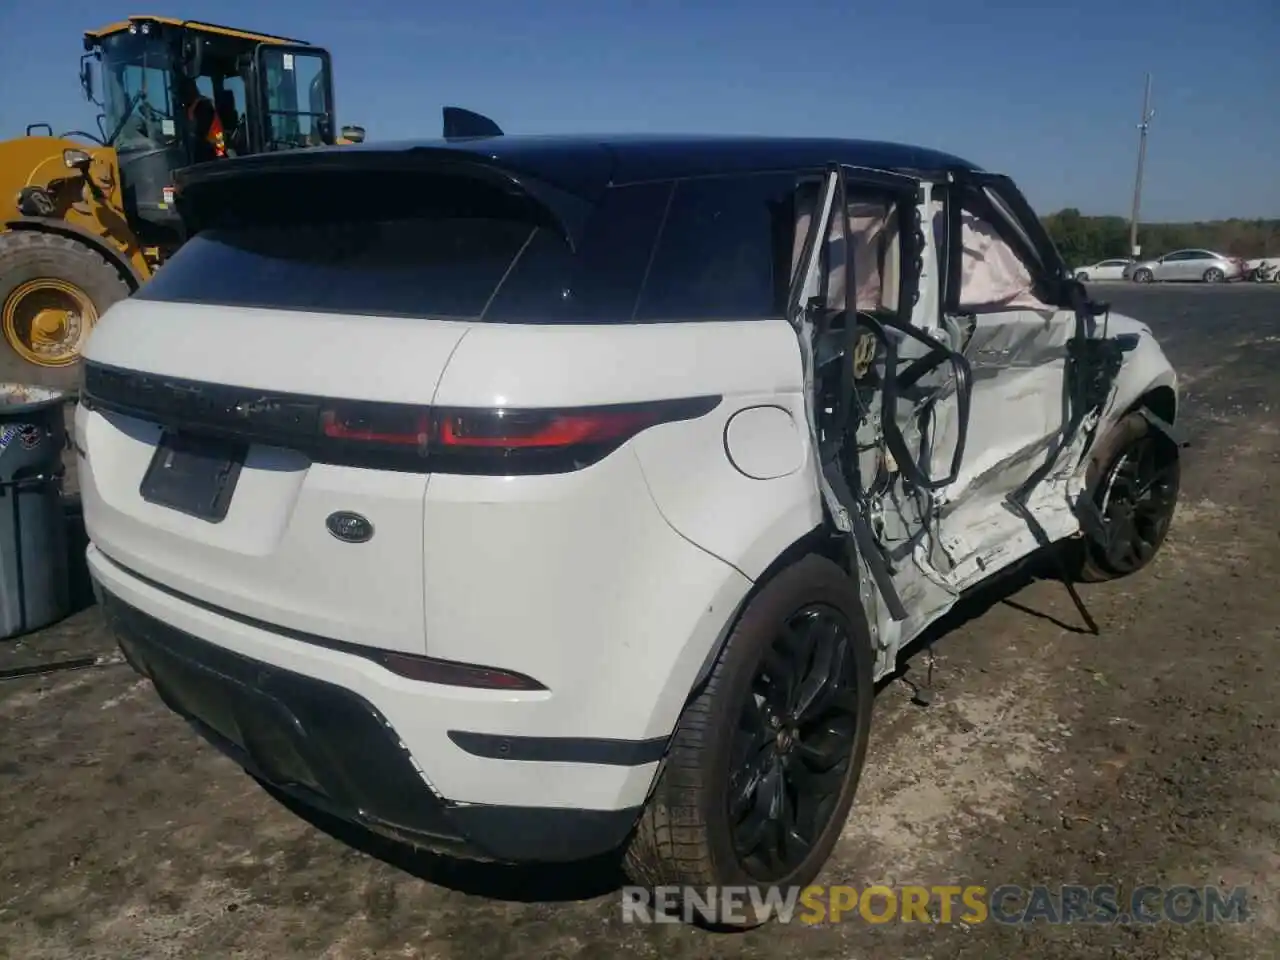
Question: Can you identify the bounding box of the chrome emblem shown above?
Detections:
[326,511,374,544]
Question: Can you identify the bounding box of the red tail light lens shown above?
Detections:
[320,401,435,471]
[313,395,718,473]
[439,409,663,448]
[320,401,431,455]
[433,396,720,474]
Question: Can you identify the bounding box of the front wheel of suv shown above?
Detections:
[1073,411,1181,582]
[624,554,874,928]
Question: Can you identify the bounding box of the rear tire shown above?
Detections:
[0,230,131,389]
[1132,268,1154,283]
[624,554,874,929]
[1073,411,1180,583]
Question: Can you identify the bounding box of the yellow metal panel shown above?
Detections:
[0,136,152,280]
[174,20,310,44]
[85,15,309,45]
[83,20,133,39]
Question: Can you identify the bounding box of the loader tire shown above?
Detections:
[0,230,130,389]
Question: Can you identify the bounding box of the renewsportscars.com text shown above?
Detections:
[620,883,1252,926]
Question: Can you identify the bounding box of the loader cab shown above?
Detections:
[84,16,335,252]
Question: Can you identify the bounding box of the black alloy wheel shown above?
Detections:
[1086,418,1180,577]
[624,554,873,928]
[727,603,859,880]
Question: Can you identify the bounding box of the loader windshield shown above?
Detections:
[258,47,334,149]
[99,31,179,152]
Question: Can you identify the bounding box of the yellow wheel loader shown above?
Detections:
[0,16,364,387]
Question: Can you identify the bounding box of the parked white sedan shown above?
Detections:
[1073,258,1132,281]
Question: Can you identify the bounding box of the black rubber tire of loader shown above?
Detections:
[1073,410,1181,583]
[0,230,131,390]
[624,554,875,929]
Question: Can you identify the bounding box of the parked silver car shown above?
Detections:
[1129,249,1245,283]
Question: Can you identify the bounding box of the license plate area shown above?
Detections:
[139,432,247,523]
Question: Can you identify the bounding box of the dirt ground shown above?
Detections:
[1,284,1277,960]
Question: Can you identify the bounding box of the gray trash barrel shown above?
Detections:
[0,383,71,639]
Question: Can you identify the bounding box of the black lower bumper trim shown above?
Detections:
[447,730,667,766]
[99,588,641,863]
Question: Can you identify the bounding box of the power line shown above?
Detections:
[1128,73,1155,258]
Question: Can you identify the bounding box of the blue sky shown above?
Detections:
[2,0,1276,221]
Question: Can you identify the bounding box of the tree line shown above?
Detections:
[1041,209,1280,267]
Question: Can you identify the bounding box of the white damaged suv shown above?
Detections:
[77,124,1181,924]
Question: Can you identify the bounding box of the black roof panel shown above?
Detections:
[332,133,982,188]
[179,134,984,207]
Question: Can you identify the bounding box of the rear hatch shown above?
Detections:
[79,143,616,655]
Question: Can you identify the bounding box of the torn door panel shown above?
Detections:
[925,202,1076,523]
[794,169,977,642]
[789,160,1178,684]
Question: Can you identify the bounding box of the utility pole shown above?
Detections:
[1128,73,1154,258]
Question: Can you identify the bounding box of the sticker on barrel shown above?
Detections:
[0,423,42,453]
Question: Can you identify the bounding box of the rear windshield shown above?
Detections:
[138,169,800,323]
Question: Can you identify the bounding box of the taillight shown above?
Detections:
[432,396,721,474]
[317,400,432,468]
[438,408,661,448]
[82,362,720,475]
[321,402,430,448]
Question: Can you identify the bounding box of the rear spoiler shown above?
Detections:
[171,142,589,250]
[442,107,503,140]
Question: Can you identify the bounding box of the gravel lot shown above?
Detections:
[2,283,1278,959]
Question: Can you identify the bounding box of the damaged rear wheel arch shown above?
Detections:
[683,525,852,705]
[626,552,875,910]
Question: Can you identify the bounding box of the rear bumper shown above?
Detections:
[99,584,642,863]
[89,544,660,863]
